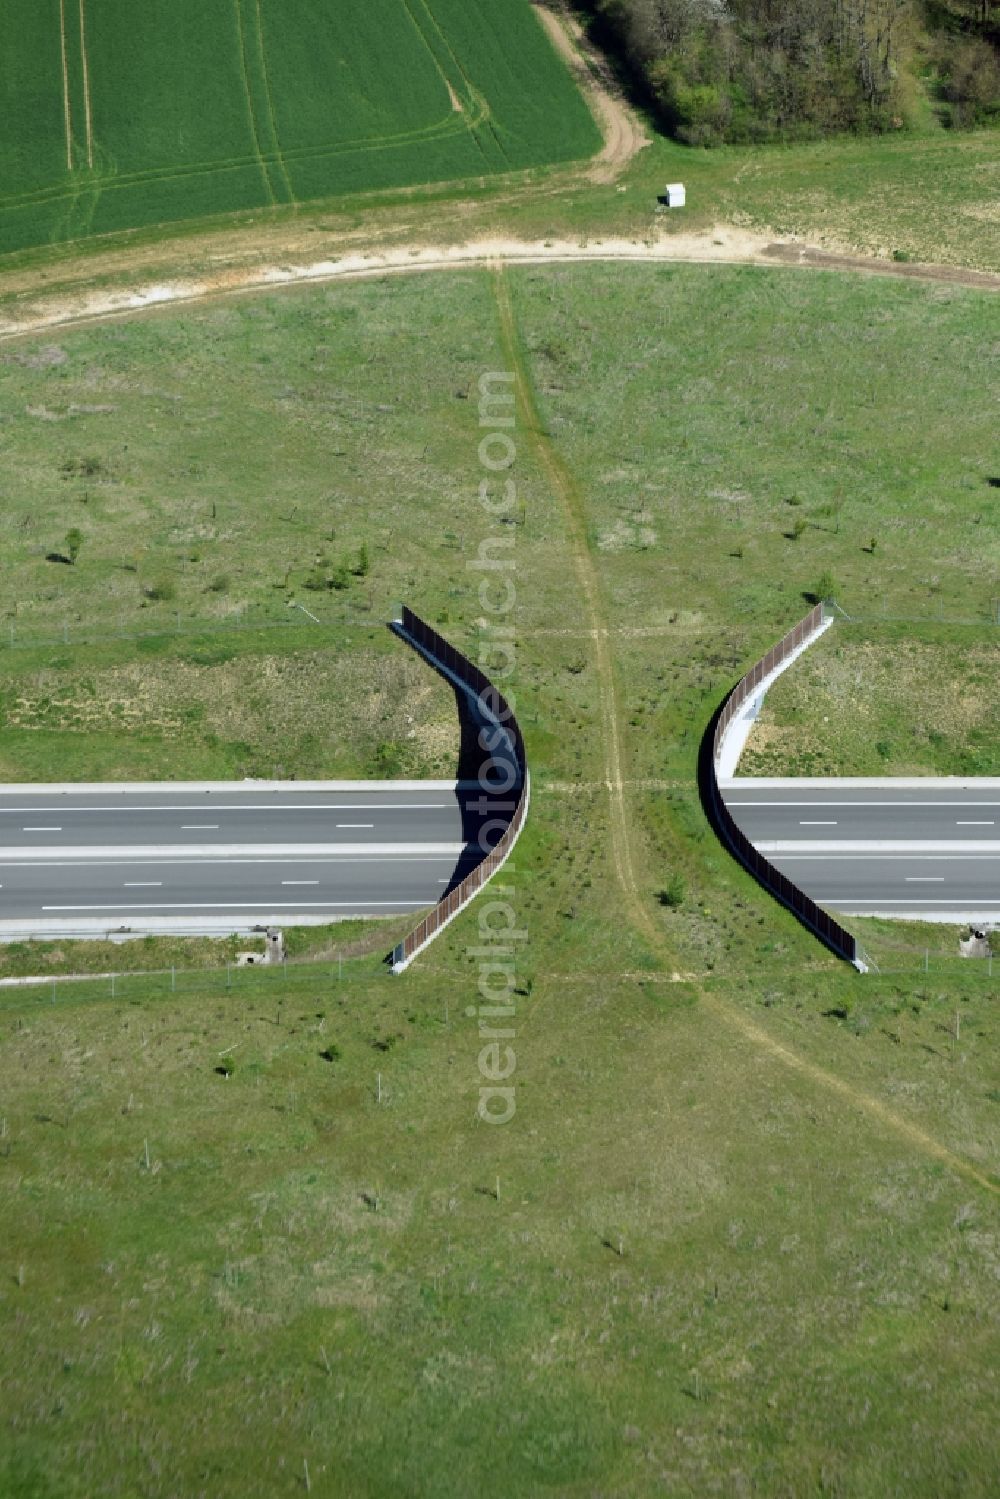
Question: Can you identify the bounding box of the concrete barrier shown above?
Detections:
[707,603,864,970]
[387,607,529,973]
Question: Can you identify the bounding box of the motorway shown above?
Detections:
[722,779,1000,921]
[0,783,491,934]
[5,775,996,935]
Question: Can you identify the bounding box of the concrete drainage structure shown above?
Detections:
[705,602,866,971]
[387,607,529,973]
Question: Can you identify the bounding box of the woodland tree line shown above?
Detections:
[570,0,999,142]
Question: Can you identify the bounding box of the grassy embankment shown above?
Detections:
[743,622,997,779]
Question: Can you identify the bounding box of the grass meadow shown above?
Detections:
[0,942,997,1497]
[0,0,598,255]
[0,263,998,1494]
[743,622,998,779]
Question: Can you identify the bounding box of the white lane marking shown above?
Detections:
[756,841,1000,855]
[182,824,219,830]
[821,899,1000,905]
[956,821,995,826]
[337,823,374,829]
[905,877,945,882]
[23,826,62,832]
[799,821,837,825]
[42,901,427,911]
[774,854,1000,861]
[0,855,460,869]
[0,803,449,813]
[726,801,1000,807]
[281,880,319,886]
[124,882,162,887]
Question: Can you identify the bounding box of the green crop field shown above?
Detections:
[0,0,599,256]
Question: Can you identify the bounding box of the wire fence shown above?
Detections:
[0,941,990,1017]
[0,955,367,1015]
[0,599,388,654]
[830,598,1000,627]
[855,944,996,982]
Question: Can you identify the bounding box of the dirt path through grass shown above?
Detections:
[494,265,638,907]
[494,264,999,1199]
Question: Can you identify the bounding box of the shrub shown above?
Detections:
[144,579,176,602]
[373,740,403,776]
[657,874,687,909]
[61,455,103,478]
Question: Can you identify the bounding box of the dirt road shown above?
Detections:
[531,1,648,183]
[2,223,995,343]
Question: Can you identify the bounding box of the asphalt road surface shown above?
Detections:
[722,780,1000,919]
[0,784,495,934]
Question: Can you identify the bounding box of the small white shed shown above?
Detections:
[663,182,686,208]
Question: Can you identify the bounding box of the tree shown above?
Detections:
[354,543,370,577]
[65,527,83,565]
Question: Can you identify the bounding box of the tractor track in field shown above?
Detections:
[234,0,277,206]
[57,0,74,172]
[77,0,95,170]
[252,0,295,204]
